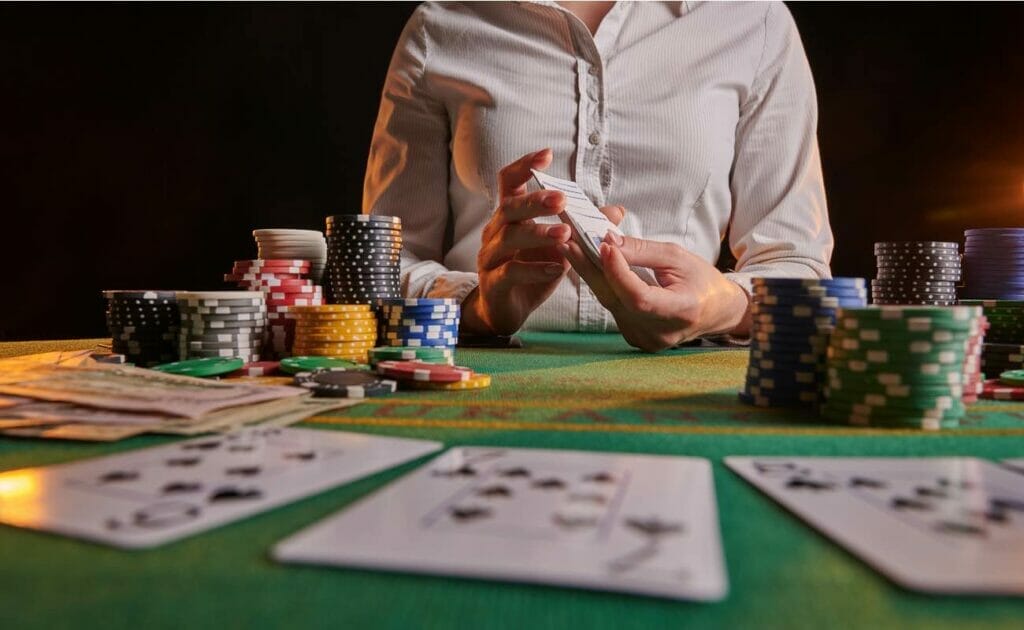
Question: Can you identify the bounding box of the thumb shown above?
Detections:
[606,235,685,269]
[599,205,626,227]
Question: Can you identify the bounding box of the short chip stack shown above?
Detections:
[176,291,266,363]
[821,306,984,430]
[293,368,397,399]
[289,304,378,363]
[740,277,868,408]
[103,290,180,366]
[324,214,402,305]
[253,229,327,282]
[377,298,460,349]
[368,346,455,367]
[224,259,323,358]
[871,241,960,306]
[375,360,491,390]
[962,227,1024,299]
[958,299,1024,377]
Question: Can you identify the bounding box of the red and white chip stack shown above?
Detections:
[224,258,324,358]
[962,314,988,405]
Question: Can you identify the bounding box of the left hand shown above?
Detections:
[560,216,752,352]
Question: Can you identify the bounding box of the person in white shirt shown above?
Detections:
[363,1,833,351]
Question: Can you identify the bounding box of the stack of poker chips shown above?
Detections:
[289,304,378,363]
[741,278,868,408]
[962,227,1024,299]
[375,360,491,390]
[871,241,960,306]
[377,298,460,349]
[224,259,323,358]
[103,290,180,366]
[324,214,402,304]
[821,306,984,430]
[958,299,1024,377]
[253,229,327,282]
[176,291,266,363]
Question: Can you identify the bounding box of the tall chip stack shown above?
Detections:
[289,304,378,363]
[958,300,1024,377]
[821,306,984,430]
[871,241,960,305]
[962,227,1024,300]
[740,278,867,408]
[224,259,323,358]
[253,229,327,283]
[103,290,180,366]
[377,298,460,350]
[176,291,267,362]
[324,214,402,305]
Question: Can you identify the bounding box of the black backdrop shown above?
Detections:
[2,2,1023,341]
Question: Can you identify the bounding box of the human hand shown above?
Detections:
[560,225,752,352]
[461,148,572,335]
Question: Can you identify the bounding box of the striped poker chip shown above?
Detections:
[980,379,1024,400]
[375,360,472,383]
[228,361,282,377]
[293,368,397,398]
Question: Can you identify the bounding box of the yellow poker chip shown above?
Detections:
[298,332,378,343]
[291,304,372,314]
[292,344,376,354]
[294,323,378,331]
[290,313,378,323]
[288,351,369,361]
[409,373,492,390]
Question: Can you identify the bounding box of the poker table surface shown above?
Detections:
[2,333,1023,629]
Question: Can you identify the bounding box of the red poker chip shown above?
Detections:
[225,273,306,283]
[980,378,1024,400]
[375,360,472,383]
[233,259,311,268]
[266,298,324,307]
[267,288,323,298]
[228,360,282,377]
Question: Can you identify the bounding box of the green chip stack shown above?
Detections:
[958,299,1024,377]
[821,306,984,430]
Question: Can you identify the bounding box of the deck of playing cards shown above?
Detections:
[531,170,658,287]
[274,447,728,601]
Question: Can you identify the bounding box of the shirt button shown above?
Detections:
[588,131,601,145]
[588,65,599,77]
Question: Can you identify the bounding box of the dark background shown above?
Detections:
[2,2,1022,340]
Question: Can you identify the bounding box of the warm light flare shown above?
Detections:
[0,471,39,501]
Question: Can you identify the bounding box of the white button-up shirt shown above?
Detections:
[364,1,833,332]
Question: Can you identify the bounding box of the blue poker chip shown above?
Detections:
[382,337,456,348]
[384,317,460,327]
[384,324,459,335]
[753,295,865,308]
[379,307,462,318]
[753,285,868,299]
[377,298,459,307]
[752,277,866,288]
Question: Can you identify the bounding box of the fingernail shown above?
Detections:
[618,205,627,216]
[599,243,610,257]
[543,192,563,208]
[605,231,624,247]
[544,263,563,276]
[546,225,566,238]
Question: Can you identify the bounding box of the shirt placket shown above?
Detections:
[564,3,628,332]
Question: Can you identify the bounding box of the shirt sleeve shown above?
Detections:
[362,6,480,303]
[723,2,834,294]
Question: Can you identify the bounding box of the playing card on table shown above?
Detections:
[530,169,658,286]
[0,428,441,549]
[1005,459,1024,476]
[726,456,1024,594]
[274,447,727,601]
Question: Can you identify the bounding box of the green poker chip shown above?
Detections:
[998,369,1024,387]
[367,346,455,366]
[279,356,365,375]
[151,357,244,378]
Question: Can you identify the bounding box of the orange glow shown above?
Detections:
[0,471,38,500]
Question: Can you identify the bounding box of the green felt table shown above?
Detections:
[2,333,1023,629]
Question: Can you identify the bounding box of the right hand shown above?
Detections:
[461,148,571,335]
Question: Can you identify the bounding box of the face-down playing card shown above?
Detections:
[0,428,441,549]
[726,456,1024,594]
[273,447,727,601]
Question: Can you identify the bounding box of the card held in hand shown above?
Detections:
[0,428,441,549]
[530,170,658,287]
[273,447,728,601]
[727,456,1024,594]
